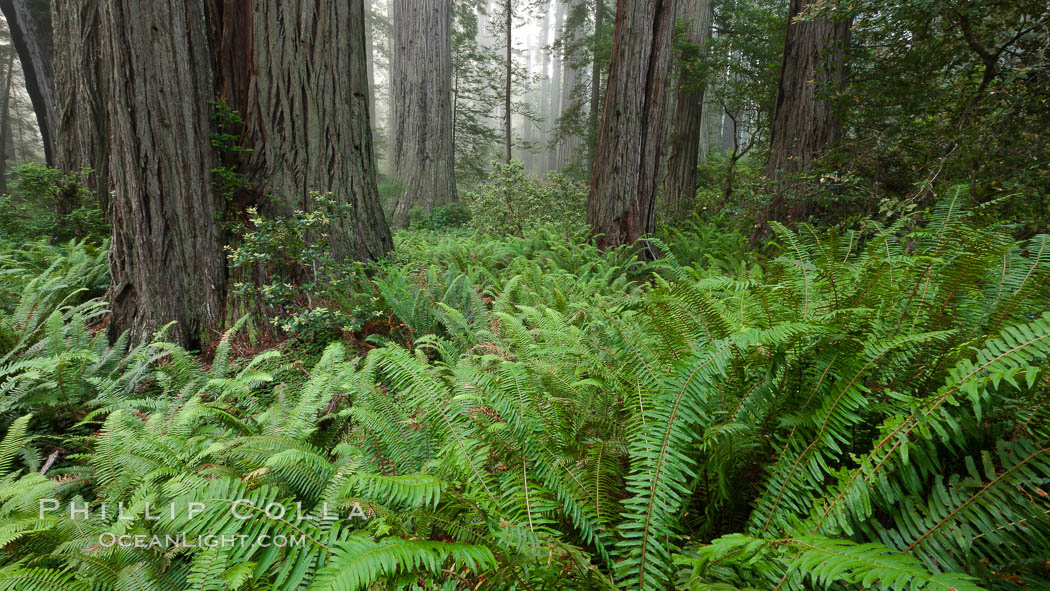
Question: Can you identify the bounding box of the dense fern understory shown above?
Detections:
[1,196,1049,591]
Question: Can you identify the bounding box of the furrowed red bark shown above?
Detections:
[758,0,849,234]
[214,0,393,261]
[50,0,390,347]
[389,0,457,226]
[52,0,108,207]
[587,0,676,251]
[664,0,713,220]
[101,0,226,349]
[365,0,377,130]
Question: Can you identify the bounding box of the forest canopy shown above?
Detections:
[0,0,1048,590]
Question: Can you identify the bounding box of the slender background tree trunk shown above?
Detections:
[538,1,551,175]
[522,41,535,172]
[588,0,676,251]
[385,0,396,175]
[587,0,603,179]
[0,50,15,196]
[503,0,512,163]
[557,0,584,170]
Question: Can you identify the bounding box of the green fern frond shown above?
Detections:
[308,534,495,591]
[0,414,32,475]
[687,534,982,591]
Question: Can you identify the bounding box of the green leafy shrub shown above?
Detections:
[226,194,383,341]
[0,164,107,243]
[407,201,472,230]
[463,161,586,235]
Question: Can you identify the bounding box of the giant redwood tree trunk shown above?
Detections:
[663,0,713,220]
[0,0,55,164]
[100,0,226,349]
[389,0,457,227]
[587,0,676,251]
[213,0,392,260]
[758,0,849,233]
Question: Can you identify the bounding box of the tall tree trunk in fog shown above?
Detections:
[664,0,713,220]
[503,0,512,163]
[0,0,55,164]
[0,51,15,196]
[699,90,715,159]
[758,0,849,233]
[213,0,392,261]
[522,43,534,172]
[547,0,563,171]
[52,0,108,209]
[386,0,396,174]
[719,107,736,152]
[588,0,603,179]
[100,0,225,349]
[14,107,24,161]
[477,0,495,48]
[557,0,584,169]
[538,2,551,174]
[366,0,377,130]
[390,0,457,226]
[588,0,675,251]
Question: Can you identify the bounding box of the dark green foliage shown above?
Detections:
[449,0,503,184]
[375,174,405,218]
[683,0,1050,234]
[833,0,1050,229]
